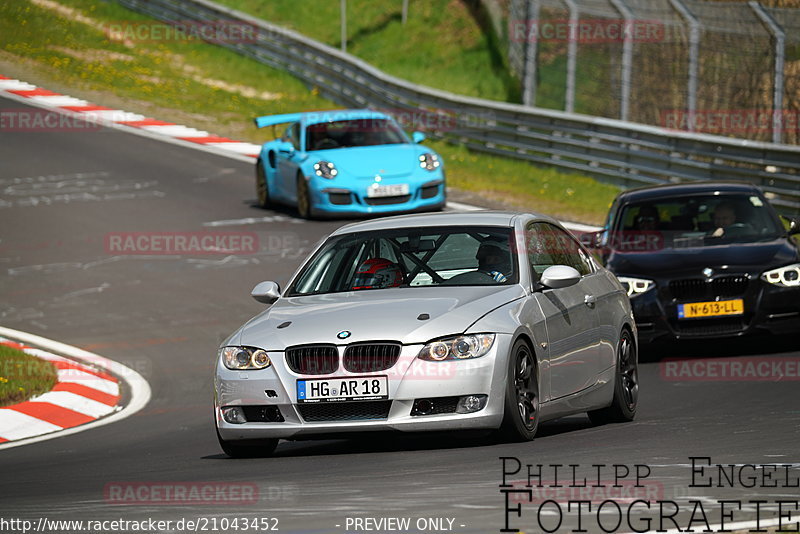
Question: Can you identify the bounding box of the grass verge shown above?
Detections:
[0,0,619,224]
[0,345,58,407]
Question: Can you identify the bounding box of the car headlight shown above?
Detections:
[761,263,800,287]
[418,334,495,361]
[617,276,655,297]
[418,153,440,171]
[314,160,337,179]
[220,346,272,370]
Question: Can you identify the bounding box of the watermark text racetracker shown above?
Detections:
[500,456,800,533]
[1,109,102,132]
[0,516,279,533]
[104,231,302,256]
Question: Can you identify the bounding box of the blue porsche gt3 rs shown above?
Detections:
[253,109,446,218]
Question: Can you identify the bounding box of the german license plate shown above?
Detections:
[297,376,388,403]
[366,184,409,198]
[678,299,744,319]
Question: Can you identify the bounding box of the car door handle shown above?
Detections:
[584,295,596,308]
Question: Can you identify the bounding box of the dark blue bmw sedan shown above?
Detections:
[586,182,800,343]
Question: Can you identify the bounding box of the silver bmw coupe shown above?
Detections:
[214,211,638,457]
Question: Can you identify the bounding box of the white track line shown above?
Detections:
[0,411,62,441]
[0,326,151,450]
[28,391,114,418]
[57,368,120,396]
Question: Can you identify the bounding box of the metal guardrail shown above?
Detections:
[117,0,800,212]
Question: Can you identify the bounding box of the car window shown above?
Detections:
[283,123,301,150]
[288,226,518,295]
[526,222,593,279]
[614,193,784,248]
[305,119,408,151]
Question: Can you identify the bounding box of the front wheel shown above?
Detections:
[588,328,638,425]
[255,160,271,209]
[498,339,539,441]
[296,173,312,219]
[217,428,278,458]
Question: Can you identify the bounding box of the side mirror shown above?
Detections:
[277,141,295,156]
[412,131,426,144]
[539,265,581,289]
[782,215,800,236]
[251,281,281,304]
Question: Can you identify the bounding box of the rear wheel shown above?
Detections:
[588,328,638,425]
[499,339,539,441]
[216,428,278,458]
[297,173,312,219]
[255,160,271,208]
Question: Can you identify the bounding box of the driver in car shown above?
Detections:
[476,241,511,283]
[708,202,738,237]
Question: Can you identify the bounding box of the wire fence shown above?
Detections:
[507,0,800,144]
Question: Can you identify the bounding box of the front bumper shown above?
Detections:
[630,277,800,343]
[214,335,512,441]
[309,175,446,217]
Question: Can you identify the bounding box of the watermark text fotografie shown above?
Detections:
[105,231,258,255]
[0,109,102,132]
[105,20,261,44]
[500,457,800,533]
[661,357,800,381]
[509,19,665,43]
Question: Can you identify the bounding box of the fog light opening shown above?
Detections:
[414,399,433,415]
[456,394,487,414]
[222,406,247,424]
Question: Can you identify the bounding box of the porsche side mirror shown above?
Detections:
[251,281,281,304]
[412,131,426,144]
[540,265,581,289]
[277,142,295,156]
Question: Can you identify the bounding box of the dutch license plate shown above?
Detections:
[366,184,409,198]
[297,376,388,403]
[678,299,744,319]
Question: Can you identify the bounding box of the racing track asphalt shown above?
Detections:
[1,95,800,533]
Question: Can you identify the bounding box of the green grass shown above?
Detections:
[0,345,58,407]
[0,0,619,223]
[215,0,520,102]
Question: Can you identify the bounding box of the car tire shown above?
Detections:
[588,328,638,425]
[498,339,539,442]
[216,428,279,458]
[255,160,271,209]
[296,173,313,219]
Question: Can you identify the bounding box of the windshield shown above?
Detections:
[611,193,784,250]
[288,226,518,296]
[305,118,408,151]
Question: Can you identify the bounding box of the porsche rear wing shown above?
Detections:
[254,109,388,129]
[253,113,304,129]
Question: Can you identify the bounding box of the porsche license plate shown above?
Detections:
[297,376,388,403]
[366,184,409,198]
[678,299,744,319]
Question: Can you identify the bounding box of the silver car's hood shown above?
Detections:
[236,285,526,349]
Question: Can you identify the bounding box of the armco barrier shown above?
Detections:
[116,0,800,212]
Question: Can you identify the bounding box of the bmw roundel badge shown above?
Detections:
[337,330,351,339]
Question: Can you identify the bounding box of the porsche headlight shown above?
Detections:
[418,153,440,171]
[418,334,495,361]
[761,263,800,287]
[314,160,337,179]
[617,276,655,297]
[220,346,272,370]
